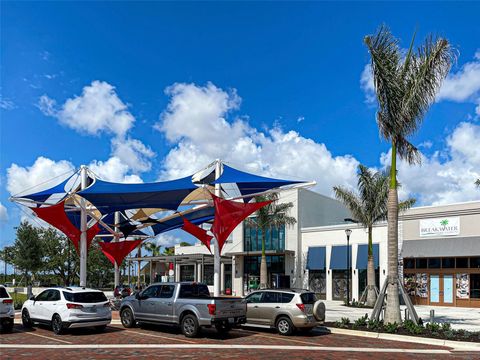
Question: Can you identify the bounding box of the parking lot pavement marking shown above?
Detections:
[0,344,454,354]
[12,329,73,344]
[124,329,197,344]
[233,328,321,346]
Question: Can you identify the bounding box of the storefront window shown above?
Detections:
[243,219,286,252]
[332,270,351,301]
[180,265,195,282]
[244,255,285,290]
[442,258,455,268]
[470,274,480,299]
[308,270,326,300]
[416,258,428,269]
[456,274,469,299]
[416,273,428,298]
[469,257,480,268]
[203,265,214,285]
[404,258,415,269]
[428,258,441,269]
[456,257,469,268]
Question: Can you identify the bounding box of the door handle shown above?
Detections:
[167,303,172,306]
[254,306,259,308]
[275,306,280,309]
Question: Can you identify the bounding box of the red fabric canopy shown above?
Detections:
[210,194,272,253]
[99,239,143,266]
[32,200,100,253]
[181,217,213,253]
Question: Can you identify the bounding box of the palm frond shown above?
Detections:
[333,186,368,225]
[475,179,480,187]
[399,198,416,212]
[396,136,421,164]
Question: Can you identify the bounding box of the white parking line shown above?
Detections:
[12,329,73,344]
[0,344,453,353]
[124,329,196,344]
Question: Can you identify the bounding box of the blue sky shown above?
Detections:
[1,2,480,253]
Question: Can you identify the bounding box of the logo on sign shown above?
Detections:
[420,217,460,237]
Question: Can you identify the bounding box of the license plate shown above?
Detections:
[85,307,97,313]
[228,318,234,324]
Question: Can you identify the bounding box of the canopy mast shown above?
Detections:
[114,211,120,288]
[213,159,221,297]
[79,165,88,287]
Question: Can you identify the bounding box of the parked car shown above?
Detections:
[114,285,132,298]
[0,285,15,332]
[120,282,247,338]
[21,287,112,335]
[244,289,325,335]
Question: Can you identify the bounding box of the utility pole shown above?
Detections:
[213,159,222,297]
[79,165,88,287]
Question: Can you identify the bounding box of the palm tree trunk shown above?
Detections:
[384,142,401,324]
[260,231,268,289]
[366,225,377,307]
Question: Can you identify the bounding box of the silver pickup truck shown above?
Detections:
[119,282,246,337]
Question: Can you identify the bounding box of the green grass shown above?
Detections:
[11,292,28,309]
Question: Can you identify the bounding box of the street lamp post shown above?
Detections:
[345,229,352,306]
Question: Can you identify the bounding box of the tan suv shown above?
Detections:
[244,289,325,335]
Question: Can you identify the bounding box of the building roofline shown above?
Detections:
[407,200,480,210]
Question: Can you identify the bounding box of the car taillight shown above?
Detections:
[296,303,305,312]
[66,303,83,309]
[207,304,216,315]
[2,299,13,304]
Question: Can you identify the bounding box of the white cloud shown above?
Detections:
[360,64,375,104]
[39,81,135,137]
[380,121,480,205]
[0,202,8,222]
[87,157,143,183]
[154,233,184,247]
[155,82,359,195]
[0,97,16,110]
[7,157,75,197]
[111,137,155,173]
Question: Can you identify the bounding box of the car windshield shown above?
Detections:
[63,291,107,303]
[179,284,210,299]
[300,292,317,304]
[0,287,9,298]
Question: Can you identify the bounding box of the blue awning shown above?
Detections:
[78,176,198,213]
[151,206,215,235]
[306,247,326,270]
[330,245,352,270]
[356,244,379,269]
[212,165,303,197]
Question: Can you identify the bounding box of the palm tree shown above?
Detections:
[334,165,415,307]
[364,25,453,323]
[475,179,480,187]
[143,241,162,256]
[247,193,296,289]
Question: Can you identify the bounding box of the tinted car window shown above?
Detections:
[159,285,175,298]
[0,287,9,298]
[142,286,160,298]
[63,291,108,303]
[300,292,317,304]
[47,290,60,301]
[263,292,280,303]
[179,284,210,298]
[246,292,263,303]
[35,290,50,301]
[281,293,294,303]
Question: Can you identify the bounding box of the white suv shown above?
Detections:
[21,287,111,334]
[0,285,15,332]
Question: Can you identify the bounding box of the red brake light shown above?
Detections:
[2,299,13,304]
[207,304,216,315]
[66,303,83,309]
[296,303,305,312]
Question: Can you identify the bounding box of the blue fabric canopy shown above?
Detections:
[78,176,198,213]
[151,206,215,235]
[306,247,326,270]
[330,245,352,270]
[19,173,76,203]
[356,244,379,269]
[212,165,303,197]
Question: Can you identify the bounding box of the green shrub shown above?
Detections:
[403,319,424,335]
[367,318,382,331]
[426,322,441,332]
[352,314,368,329]
[444,330,456,340]
[384,322,399,333]
[441,322,451,332]
[337,317,351,328]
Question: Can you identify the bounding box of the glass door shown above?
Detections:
[443,275,454,304]
[430,275,440,304]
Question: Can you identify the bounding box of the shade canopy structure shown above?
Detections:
[150,206,215,235]
[78,175,199,213]
[181,217,213,253]
[99,239,143,266]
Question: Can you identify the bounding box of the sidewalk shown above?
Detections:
[324,300,480,331]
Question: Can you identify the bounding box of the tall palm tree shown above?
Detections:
[143,241,162,256]
[364,25,453,323]
[334,165,415,307]
[247,193,296,289]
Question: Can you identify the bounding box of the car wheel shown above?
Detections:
[51,314,65,335]
[1,319,14,332]
[120,307,135,328]
[95,325,107,332]
[22,309,33,328]
[276,316,295,336]
[181,314,200,338]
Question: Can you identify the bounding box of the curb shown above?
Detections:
[322,327,480,351]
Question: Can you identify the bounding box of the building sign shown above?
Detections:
[419,217,460,237]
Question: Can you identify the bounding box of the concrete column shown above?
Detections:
[197,263,202,282]
[326,246,333,301]
[220,262,225,294]
[352,244,359,302]
[213,159,222,297]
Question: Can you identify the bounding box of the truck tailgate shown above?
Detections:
[214,299,246,318]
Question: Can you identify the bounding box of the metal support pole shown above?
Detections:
[79,165,88,287]
[347,234,350,305]
[114,212,120,288]
[213,159,222,297]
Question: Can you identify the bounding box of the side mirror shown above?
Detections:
[30,296,36,301]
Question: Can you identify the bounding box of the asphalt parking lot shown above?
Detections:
[1,322,478,360]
